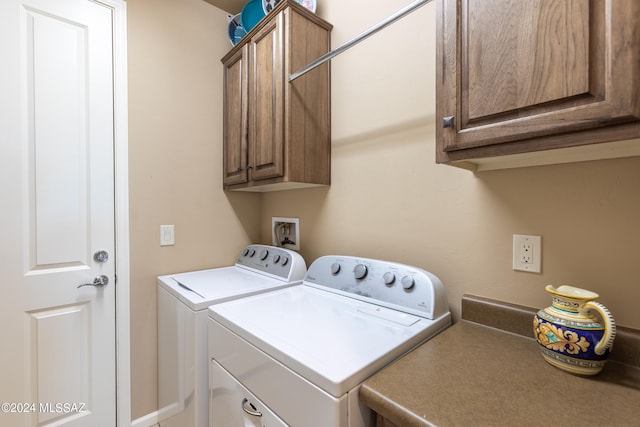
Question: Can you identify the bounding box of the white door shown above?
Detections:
[0,0,120,425]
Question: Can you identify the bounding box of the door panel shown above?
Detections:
[249,12,284,181]
[223,45,249,186]
[465,0,589,120]
[27,6,91,269]
[27,303,90,425]
[1,0,117,425]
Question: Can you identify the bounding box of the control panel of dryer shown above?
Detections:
[235,244,306,282]
[303,256,449,320]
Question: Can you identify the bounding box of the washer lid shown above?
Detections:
[208,285,451,397]
[158,267,300,310]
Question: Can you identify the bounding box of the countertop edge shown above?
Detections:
[360,294,640,427]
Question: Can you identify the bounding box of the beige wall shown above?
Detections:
[263,1,640,326]
[262,0,640,328]
[127,0,640,421]
[127,0,261,419]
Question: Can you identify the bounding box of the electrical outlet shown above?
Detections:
[272,217,300,251]
[513,234,541,273]
[520,242,533,264]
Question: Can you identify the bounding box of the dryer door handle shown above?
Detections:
[241,398,262,417]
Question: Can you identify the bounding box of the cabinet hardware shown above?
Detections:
[442,116,455,128]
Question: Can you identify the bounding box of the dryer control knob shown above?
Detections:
[330,262,341,275]
[242,248,250,257]
[249,249,256,257]
[354,264,368,280]
[401,275,415,290]
[281,256,289,266]
[272,254,281,264]
[260,249,269,260]
[383,272,396,285]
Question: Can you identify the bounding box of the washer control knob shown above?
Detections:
[330,262,341,275]
[383,272,396,285]
[401,275,415,290]
[281,256,289,266]
[272,254,281,264]
[260,249,269,260]
[248,249,256,257]
[354,264,368,280]
[242,248,250,257]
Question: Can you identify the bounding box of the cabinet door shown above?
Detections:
[436,0,640,162]
[223,45,248,186]
[248,11,285,181]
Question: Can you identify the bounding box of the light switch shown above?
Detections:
[160,225,174,246]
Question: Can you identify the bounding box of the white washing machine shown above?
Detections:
[208,255,451,427]
[157,244,306,427]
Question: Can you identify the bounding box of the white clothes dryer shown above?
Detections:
[157,244,306,427]
[208,255,451,427]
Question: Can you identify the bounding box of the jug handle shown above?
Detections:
[585,301,616,355]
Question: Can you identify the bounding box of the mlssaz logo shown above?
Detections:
[39,402,87,414]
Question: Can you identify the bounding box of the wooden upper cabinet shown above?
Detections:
[436,0,640,170]
[222,44,249,186]
[249,14,285,182]
[222,0,332,191]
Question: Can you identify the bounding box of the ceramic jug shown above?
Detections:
[533,285,616,375]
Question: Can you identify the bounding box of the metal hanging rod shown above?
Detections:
[288,0,435,82]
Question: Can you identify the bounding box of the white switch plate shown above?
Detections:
[160,225,174,246]
[513,234,541,273]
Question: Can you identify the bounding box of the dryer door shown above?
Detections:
[210,360,288,427]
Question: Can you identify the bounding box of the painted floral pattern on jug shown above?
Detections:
[533,285,616,375]
[534,317,590,354]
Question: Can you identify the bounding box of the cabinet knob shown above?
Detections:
[237,167,243,172]
[247,165,253,170]
[442,116,455,128]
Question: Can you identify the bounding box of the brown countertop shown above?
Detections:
[359,295,640,427]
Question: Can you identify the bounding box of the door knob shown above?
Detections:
[78,275,109,288]
[93,250,109,263]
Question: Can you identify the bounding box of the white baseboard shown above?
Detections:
[131,410,159,427]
